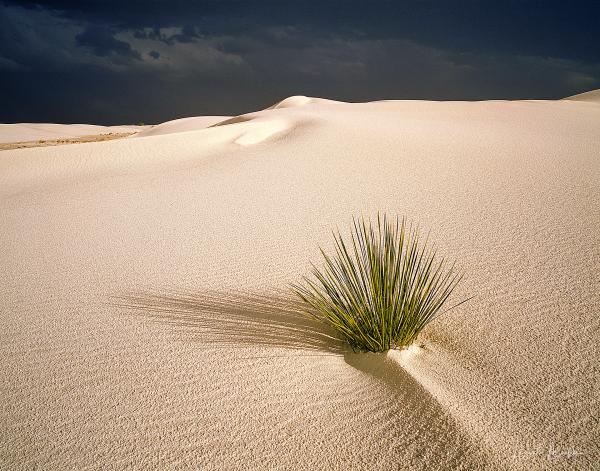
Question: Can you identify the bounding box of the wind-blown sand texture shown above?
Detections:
[1,94,599,470]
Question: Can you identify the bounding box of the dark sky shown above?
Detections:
[1,1,599,124]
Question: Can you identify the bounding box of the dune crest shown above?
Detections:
[269,95,314,109]
[562,88,600,102]
[268,95,344,109]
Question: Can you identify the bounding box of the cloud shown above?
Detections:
[6,0,600,62]
[76,26,141,60]
[0,3,81,70]
[132,26,195,46]
[0,55,26,70]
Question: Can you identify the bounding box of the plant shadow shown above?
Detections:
[112,289,491,467]
[113,289,347,354]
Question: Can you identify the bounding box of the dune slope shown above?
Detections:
[133,116,231,138]
[562,88,600,102]
[1,97,599,470]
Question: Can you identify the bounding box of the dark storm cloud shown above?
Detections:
[132,25,201,46]
[8,0,600,61]
[76,26,141,60]
[1,0,599,124]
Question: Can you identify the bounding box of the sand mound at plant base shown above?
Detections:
[1,96,599,470]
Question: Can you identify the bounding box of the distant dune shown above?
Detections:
[562,88,600,102]
[1,92,599,470]
[0,123,144,144]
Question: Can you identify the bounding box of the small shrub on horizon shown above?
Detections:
[291,214,467,353]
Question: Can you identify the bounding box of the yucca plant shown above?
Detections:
[291,214,467,352]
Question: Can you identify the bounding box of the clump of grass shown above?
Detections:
[291,214,467,352]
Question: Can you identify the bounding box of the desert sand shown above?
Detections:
[1,93,599,470]
[0,133,139,152]
[0,123,145,144]
[134,116,230,138]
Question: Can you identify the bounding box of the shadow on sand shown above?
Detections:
[113,289,347,354]
[112,288,491,466]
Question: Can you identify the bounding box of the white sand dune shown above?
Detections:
[1,93,599,470]
[0,123,145,144]
[562,88,600,102]
[133,116,231,138]
[267,95,342,109]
